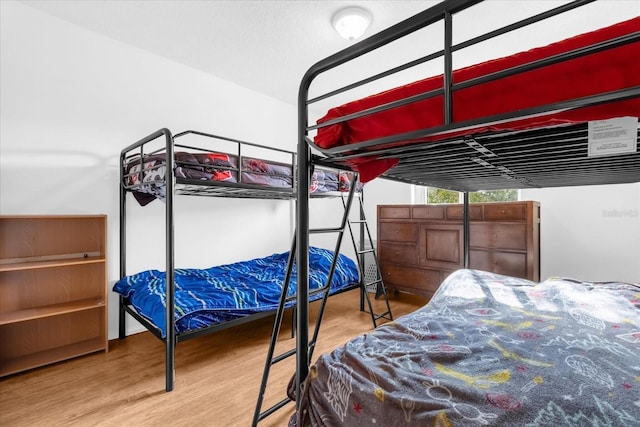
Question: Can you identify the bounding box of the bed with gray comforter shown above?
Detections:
[290,269,640,426]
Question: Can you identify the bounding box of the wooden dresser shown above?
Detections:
[377,201,540,297]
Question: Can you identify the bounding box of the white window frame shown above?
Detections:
[414,185,522,204]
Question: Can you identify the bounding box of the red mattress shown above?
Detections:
[315,17,640,182]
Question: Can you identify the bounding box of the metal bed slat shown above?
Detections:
[377,124,640,190]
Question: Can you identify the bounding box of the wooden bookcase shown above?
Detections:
[0,215,108,377]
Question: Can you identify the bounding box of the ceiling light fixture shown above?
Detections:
[332,6,372,41]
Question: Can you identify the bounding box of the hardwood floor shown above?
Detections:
[0,290,427,427]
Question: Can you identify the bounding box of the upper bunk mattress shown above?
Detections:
[314,17,640,182]
[124,151,360,205]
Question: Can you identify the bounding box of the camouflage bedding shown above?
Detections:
[290,269,640,426]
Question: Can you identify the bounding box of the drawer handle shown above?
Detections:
[395,251,399,255]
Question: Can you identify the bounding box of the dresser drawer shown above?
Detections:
[413,205,445,220]
[380,264,441,295]
[445,205,483,221]
[378,206,411,219]
[379,222,417,242]
[470,250,528,279]
[379,242,417,265]
[470,223,527,250]
[483,203,527,220]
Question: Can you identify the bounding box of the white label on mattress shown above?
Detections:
[588,117,638,157]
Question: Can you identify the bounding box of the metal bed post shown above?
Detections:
[359,190,366,311]
[296,89,311,408]
[463,192,470,268]
[118,128,176,391]
[295,0,482,409]
[118,150,128,340]
[445,9,475,270]
[163,128,176,393]
[443,10,453,126]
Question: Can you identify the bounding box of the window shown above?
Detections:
[422,187,519,204]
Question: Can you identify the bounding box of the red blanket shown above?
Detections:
[315,17,640,182]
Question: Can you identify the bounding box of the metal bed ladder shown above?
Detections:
[345,191,393,327]
[252,180,392,426]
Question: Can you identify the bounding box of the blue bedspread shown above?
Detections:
[113,247,360,337]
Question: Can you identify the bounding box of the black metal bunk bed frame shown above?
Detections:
[118,128,392,393]
[293,0,639,411]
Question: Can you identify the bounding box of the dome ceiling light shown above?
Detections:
[332,6,372,41]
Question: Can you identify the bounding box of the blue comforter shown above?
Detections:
[114,247,360,337]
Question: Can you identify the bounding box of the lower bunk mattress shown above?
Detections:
[113,247,360,338]
[289,269,640,426]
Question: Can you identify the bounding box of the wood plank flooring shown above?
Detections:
[0,290,427,427]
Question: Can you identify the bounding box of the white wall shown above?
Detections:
[522,183,640,284]
[0,1,299,339]
[305,177,412,260]
[362,178,413,242]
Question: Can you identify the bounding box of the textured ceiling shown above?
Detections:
[21,0,434,106]
[21,0,639,108]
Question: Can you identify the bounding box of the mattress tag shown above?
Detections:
[588,116,638,157]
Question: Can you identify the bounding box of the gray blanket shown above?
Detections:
[291,269,640,426]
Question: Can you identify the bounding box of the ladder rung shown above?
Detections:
[272,348,297,364]
[310,286,329,297]
[310,227,343,234]
[350,220,367,224]
[259,397,293,421]
[284,285,330,303]
[357,248,375,255]
[364,279,382,286]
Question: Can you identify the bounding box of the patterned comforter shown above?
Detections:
[290,269,640,426]
[113,247,360,338]
[124,151,360,206]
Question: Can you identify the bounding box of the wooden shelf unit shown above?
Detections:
[0,215,108,377]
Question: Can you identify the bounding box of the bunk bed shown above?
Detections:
[289,0,639,424]
[117,129,367,392]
